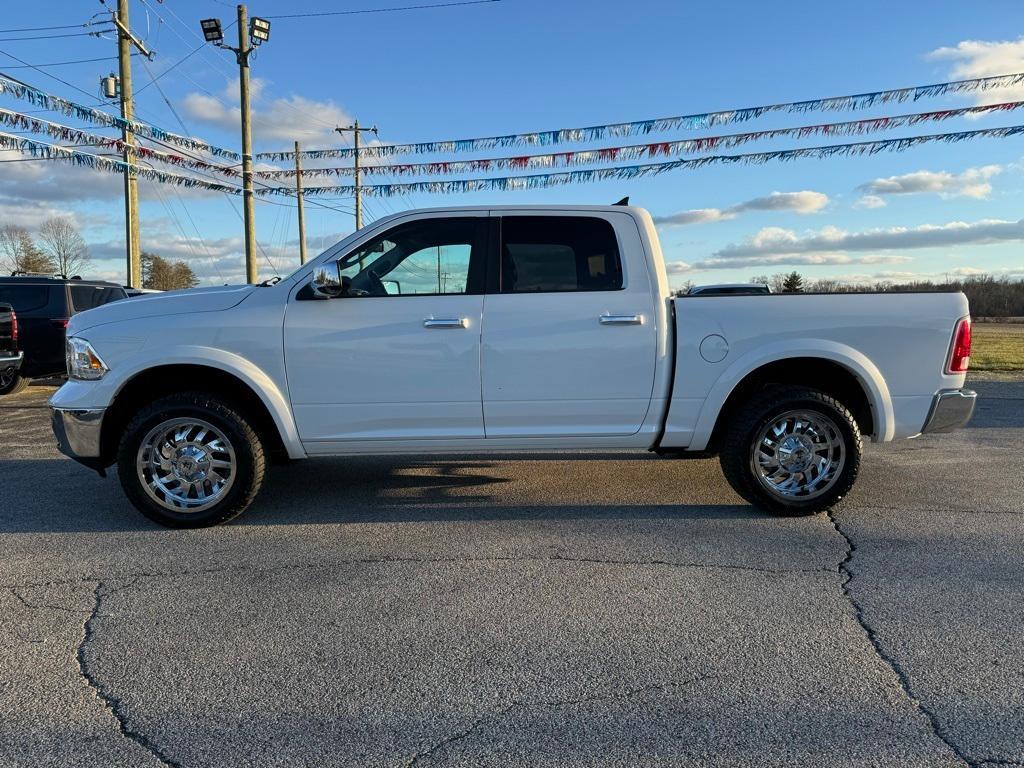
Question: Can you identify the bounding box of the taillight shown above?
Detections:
[946,317,971,374]
[51,318,69,329]
[9,310,16,348]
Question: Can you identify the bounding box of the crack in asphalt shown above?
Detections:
[9,586,93,614]
[76,580,184,768]
[405,675,713,767]
[827,510,976,768]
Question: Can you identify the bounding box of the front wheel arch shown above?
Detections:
[100,364,288,468]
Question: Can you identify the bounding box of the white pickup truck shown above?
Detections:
[50,205,975,527]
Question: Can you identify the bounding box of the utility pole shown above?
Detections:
[294,140,307,264]
[334,120,378,231]
[198,8,270,284]
[236,4,257,284]
[110,0,153,288]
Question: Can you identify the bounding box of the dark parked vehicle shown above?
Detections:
[0,302,24,395]
[0,276,127,394]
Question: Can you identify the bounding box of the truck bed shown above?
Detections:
[661,291,969,450]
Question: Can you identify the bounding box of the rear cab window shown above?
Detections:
[499,216,623,293]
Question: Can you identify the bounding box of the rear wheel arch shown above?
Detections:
[707,357,877,453]
[100,364,289,467]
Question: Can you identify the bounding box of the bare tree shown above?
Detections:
[141,251,200,291]
[37,217,90,277]
[0,225,55,274]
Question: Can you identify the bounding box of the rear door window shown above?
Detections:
[0,285,53,314]
[70,285,126,313]
[499,216,623,293]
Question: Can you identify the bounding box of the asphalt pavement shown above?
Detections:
[0,378,1021,767]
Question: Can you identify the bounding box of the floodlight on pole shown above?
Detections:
[200,5,268,284]
[200,18,224,44]
[250,17,270,44]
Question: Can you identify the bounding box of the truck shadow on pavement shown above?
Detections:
[0,454,757,533]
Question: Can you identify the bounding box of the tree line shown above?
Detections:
[1,219,198,291]
[675,271,1024,316]
[751,272,1024,316]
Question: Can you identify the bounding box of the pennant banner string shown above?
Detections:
[255,71,1024,161]
[0,74,242,160]
[0,131,243,194]
[251,125,1024,197]
[254,101,1024,179]
[0,107,241,177]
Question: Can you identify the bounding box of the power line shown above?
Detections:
[265,0,501,19]
[0,22,100,33]
[0,55,123,69]
[0,29,114,42]
[0,53,112,105]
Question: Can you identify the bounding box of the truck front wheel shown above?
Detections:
[719,386,862,516]
[117,392,266,528]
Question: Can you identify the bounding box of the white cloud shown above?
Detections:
[928,37,1024,104]
[654,190,828,227]
[182,78,353,147]
[665,261,694,274]
[858,165,1002,200]
[656,209,730,226]
[854,195,887,209]
[694,217,1024,269]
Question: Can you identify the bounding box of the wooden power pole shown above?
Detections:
[111,0,152,288]
[294,140,307,264]
[236,4,257,284]
[335,121,378,231]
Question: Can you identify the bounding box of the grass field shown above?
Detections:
[972,323,1024,371]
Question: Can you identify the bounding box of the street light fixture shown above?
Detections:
[250,17,270,45]
[200,18,223,44]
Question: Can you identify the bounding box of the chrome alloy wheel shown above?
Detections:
[136,417,236,513]
[750,410,846,500]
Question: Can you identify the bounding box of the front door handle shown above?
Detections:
[423,318,467,329]
[599,314,643,326]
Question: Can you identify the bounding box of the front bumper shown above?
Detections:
[921,388,977,434]
[51,407,106,471]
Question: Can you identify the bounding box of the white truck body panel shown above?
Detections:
[51,204,968,466]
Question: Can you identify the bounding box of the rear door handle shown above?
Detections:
[599,314,643,326]
[423,318,467,329]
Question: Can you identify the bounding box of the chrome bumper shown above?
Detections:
[0,350,22,370]
[921,389,977,434]
[51,407,104,459]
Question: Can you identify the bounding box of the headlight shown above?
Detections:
[66,337,108,380]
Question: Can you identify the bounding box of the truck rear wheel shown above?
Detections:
[719,385,862,516]
[116,392,266,528]
[0,369,29,396]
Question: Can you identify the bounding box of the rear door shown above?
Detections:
[481,212,658,437]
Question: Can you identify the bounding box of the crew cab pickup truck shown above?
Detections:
[49,205,976,527]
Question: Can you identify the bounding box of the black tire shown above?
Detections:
[117,392,266,528]
[0,370,29,396]
[719,385,862,516]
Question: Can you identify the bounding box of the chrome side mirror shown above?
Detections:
[309,263,349,299]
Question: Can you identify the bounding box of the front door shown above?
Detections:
[481,213,659,437]
[284,214,489,443]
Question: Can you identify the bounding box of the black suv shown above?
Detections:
[0,276,128,395]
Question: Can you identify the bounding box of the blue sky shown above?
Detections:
[1,0,1023,287]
